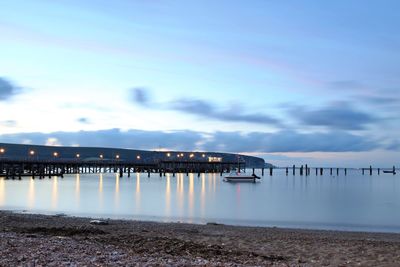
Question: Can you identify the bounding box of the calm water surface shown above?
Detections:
[1,169,400,232]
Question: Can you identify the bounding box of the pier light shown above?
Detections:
[99,154,103,159]
[189,153,194,158]
[0,148,4,154]
[29,150,35,156]
[166,152,170,157]
[177,154,180,158]
[53,152,58,157]
[180,153,184,157]
[116,154,120,159]
[136,155,141,160]
[76,153,80,158]
[202,154,206,158]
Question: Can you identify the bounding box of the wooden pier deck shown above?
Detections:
[0,158,247,179]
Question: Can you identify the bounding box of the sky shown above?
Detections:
[0,0,400,167]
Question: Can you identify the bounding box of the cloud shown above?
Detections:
[129,87,281,126]
[131,87,150,106]
[77,117,90,124]
[0,77,19,101]
[0,129,203,151]
[201,130,379,153]
[386,140,400,151]
[0,128,382,153]
[171,99,281,125]
[290,102,377,130]
[358,95,400,106]
[45,137,62,146]
[328,80,365,91]
[0,120,17,127]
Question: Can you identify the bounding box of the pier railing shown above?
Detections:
[0,158,247,179]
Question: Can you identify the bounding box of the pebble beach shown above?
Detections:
[1,211,400,266]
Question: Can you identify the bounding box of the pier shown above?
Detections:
[0,158,246,180]
[0,143,267,179]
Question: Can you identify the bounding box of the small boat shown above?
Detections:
[383,170,396,174]
[224,172,260,182]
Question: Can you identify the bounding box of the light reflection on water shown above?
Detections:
[1,169,400,232]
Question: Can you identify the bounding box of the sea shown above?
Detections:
[1,169,400,233]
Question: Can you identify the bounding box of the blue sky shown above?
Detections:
[0,0,400,166]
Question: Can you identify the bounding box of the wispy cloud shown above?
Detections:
[327,80,365,91]
[289,102,377,130]
[130,88,282,127]
[131,87,150,106]
[170,98,281,125]
[0,77,20,101]
[0,120,17,127]
[77,117,90,124]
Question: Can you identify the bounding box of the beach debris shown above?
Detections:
[90,219,109,225]
[206,222,224,226]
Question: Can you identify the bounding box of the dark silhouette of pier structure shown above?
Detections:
[0,158,247,179]
[0,143,262,179]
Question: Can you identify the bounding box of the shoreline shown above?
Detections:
[1,211,400,266]
[6,208,400,235]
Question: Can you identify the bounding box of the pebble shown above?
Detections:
[89,219,109,225]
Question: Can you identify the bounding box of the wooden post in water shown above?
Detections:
[369,165,372,175]
[300,165,303,176]
[362,168,365,175]
[345,168,347,175]
[330,168,332,175]
[305,164,308,176]
[252,168,255,175]
[269,167,273,176]
[285,167,288,176]
[147,168,150,178]
[336,168,339,176]
[292,165,295,175]
[378,168,380,175]
[262,168,264,176]
[393,166,396,175]
[320,168,323,176]
[316,168,318,176]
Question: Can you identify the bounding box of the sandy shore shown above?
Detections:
[1,211,400,266]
